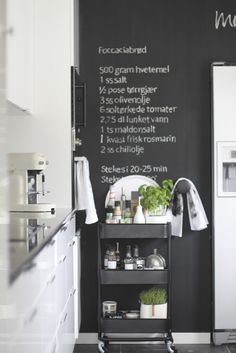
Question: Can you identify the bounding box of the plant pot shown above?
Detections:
[140,303,153,319]
[153,303,167,319]
[145,215,167,224]
[144,206,167,224]
[140,303,167,319]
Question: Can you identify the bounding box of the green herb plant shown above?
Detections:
[138,179,173,213]
[139,287,167,305]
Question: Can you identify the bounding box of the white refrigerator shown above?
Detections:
[212,63,236,344]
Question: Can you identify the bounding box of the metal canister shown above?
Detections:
[102,301,117,318]
[136,257,145,270]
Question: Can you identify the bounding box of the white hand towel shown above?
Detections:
[74,157,98,224]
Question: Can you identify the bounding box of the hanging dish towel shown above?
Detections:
[74,157,98,224]
[167,178,208,237]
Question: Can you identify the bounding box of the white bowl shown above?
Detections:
[125,312,139,319]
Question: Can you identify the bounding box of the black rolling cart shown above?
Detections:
[97,222,177,353]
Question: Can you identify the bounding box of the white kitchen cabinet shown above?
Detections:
[7,214,77,353]
[6,0,35,113]
[6,0,73,209]
[57,290,75,353]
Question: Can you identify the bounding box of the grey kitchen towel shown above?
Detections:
[167,178,208,237]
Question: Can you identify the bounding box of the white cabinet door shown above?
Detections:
[73,233,81,338]
[6,214,76,353]
[65,290,76,353]
[6,0,35,113]
[40,269,58,353]
[57,291,75,353]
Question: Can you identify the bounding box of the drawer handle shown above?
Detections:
[70,214,75,221]
[48,239,55,247]
[63,312,68,322]
[61,224,68,232]
[69,240,75,247]
[51,343,57,353]
[70,288,76,297]
[25,308,38,325]
[59,255,67,263]
[47,274,56,285]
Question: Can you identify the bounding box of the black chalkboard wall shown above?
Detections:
[77,0,236,333]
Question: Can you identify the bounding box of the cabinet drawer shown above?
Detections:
[100,318,168,333]
[56,216,75,263]
[38,237,57,283]
[57,290,75,353]
[55,254,67,316]
[40,269,58,349]
[65,238,75,299]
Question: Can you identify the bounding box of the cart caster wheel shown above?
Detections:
[98,341,109,353]
[166,340,177,353]
[170,347,177,353]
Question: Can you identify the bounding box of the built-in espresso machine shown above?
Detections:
[8,153,55,212]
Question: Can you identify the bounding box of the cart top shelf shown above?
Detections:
[99,223,171,239]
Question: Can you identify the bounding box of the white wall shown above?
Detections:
[7,0,74,208]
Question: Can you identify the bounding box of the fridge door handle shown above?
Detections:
[71,127,82,151]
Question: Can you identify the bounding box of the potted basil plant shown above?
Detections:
[138,179,173,223]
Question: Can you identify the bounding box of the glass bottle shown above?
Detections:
[104,246,110,270]
[115,242,121,269]
[124,244,134,270]
[133,244,145,270]
[133,197,145,224]
[124,200,132,223]
[107,186,116,209]
[120,188,126,220]
[133,244,139,270]
[107,246,117,270]
[113,201,121,223]
[105,206,113,223]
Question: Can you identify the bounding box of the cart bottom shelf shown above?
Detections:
[100,318,169,333]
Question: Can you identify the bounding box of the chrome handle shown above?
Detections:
[63,312,68,322]
[70,288,76,297]
[47,274,56,286]
[49,239,55,246]
[59,255,67,263]
[60,225,68,232]
[69,240,75,247]
[72,127,76,151]
[25,308,38,325]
